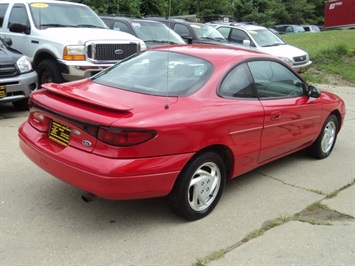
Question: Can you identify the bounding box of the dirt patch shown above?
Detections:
[297,205,353,223]
[308,68,355,87]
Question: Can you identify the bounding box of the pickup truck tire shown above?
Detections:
[37,59,64,85]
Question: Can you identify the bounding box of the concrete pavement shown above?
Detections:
[0,84,354,266]
[209,84,355,266]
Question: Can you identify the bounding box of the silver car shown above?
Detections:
[0,38,38,110]
[215,24,312,73]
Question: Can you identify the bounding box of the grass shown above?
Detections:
[281,30,355,85]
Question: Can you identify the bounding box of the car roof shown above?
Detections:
[100,15,162,24]
[216,24,267,31]
[3,0,84,5]
[144,17,205,25]
[151,44,274,65]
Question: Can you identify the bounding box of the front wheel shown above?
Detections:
[36,59,64,85]
[307,114,339,159]
[167,152,226,221]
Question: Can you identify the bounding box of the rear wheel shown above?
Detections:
[308,114,339,159]
[37,59,64,85]
[167,152,226,221]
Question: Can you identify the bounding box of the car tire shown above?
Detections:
[167,152,226,221]
[307,114,339,159]
[37,59,64,85]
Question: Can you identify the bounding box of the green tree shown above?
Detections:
[67,0,325,25]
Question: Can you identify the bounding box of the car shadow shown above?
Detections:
[33,150,312,227]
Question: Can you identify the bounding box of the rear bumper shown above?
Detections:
[19,122,192,200]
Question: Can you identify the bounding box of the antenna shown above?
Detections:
[164,0,172,110]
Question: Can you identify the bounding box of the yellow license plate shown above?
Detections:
[49,120,71,146]
[0,85,6,98]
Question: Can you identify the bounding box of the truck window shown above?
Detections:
[8,4,29,27]
[0,4,9,27]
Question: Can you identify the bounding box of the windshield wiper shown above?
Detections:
[200,37,226,42]
[76,24,106,28]
[145,40,179,44]
[262,42,285,47]
[40,23,72,28]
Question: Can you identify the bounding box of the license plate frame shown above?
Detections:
[48,120,71,147]
[0,85,6,98]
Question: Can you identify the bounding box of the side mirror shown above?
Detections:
[308,85,321,98]
[3,37,13,46]
[242,40,251,46]
[181,34,193,44]
[9,23,30,34]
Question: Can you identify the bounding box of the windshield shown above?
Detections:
[131,21,185,44]
[191,24,226,40]
[29,2,107,29]
[248,29,285,47]
[91,50,213,96]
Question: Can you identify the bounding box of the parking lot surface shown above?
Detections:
[1,84,354,265]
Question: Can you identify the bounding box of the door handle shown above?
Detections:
[270,111,282,121]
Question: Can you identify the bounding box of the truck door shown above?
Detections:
[4,3,34,61]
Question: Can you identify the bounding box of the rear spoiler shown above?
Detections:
[41,83,133,111]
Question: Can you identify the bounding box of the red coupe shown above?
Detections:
[19,45,346,220]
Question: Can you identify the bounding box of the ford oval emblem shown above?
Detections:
[82,140,92,147]
[115,49,124,55]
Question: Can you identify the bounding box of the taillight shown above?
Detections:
[28,112,51,132]
[97,127,156,147]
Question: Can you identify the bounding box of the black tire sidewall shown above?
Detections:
[37,59,64,85]
[309,114,339,159]
[167,152,226,221]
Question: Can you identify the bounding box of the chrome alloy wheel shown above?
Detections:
[321,120,337,154]
[188,162,221,211]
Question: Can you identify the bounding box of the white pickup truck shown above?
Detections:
[0,0,147,85]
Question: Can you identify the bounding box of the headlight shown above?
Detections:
[63,45,86,60]
[280,57,293,65]
[139,40,147,51]
[17,56,33,73]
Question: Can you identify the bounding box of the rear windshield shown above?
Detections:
[91,50,213,96]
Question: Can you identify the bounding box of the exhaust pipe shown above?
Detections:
[81,192,96,203]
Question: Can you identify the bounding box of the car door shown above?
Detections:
[3,3,34,60]
[247,60,322,163]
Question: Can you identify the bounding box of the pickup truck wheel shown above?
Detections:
[37,59,64,85]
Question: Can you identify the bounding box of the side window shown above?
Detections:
[174,23,191,36]
[219,63,254,98]
[113,21,131,34]
[248,61,305,98]
[216,27,231,39]
[230,29,250,44]
[0,4,9,27]
[8,4,29,27]
[285,26,294,33]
